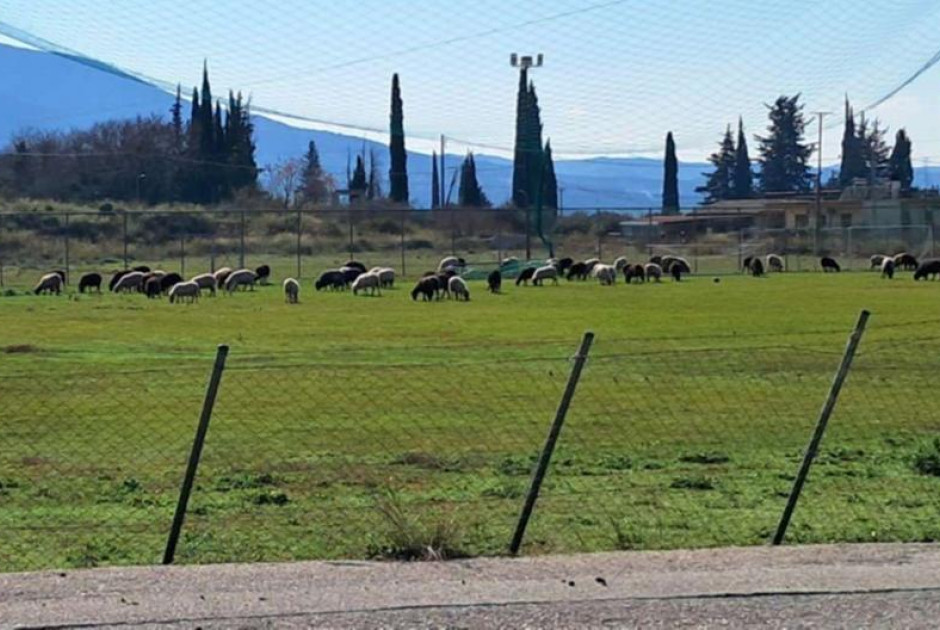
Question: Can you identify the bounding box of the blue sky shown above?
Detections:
[3,0,940,163]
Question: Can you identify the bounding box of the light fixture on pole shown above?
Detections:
[510,52,544,260]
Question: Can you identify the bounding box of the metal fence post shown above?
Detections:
[239,210,246,269]
[63,211,70,285]
[122,211,129,270]
[509,331,595,556]
[163,344,229,564]
[772,310,870,545]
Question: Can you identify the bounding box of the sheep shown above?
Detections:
[351,271,381,296]
[613,256,629,272]
[623,264,636,283]
[820,256,841,272]
[213,267,233,286]
[144,276,162,299]
[487,269,502,293]
[448,275,470,301]
[48,269,67,283]
[33,272,63,295]
[629,264,646,284]
[225,269,258,293]
[671,264,683,282]
[376,267,395,288]
[750,258,765,277]
[500,256,519,268]
[78,272,102,294]
[168,281,200,304]
[870,254,888,270]
[191,273,218,296]
[112,271,145,293]
[742,256,754,273]
[566,262,589,281]
[436,270,456,299]
[663,256,691,274]
[515,267,536,286]
[315,270,347,291]
[438,256,461,273]
[343,260,367,274]
[881,257,896,279]
[532,265,559,286]
[649,255,663,267]
[894,253,919,271]
[411,276,439,301]
[644,263,663,283]
[109,270,130,291]
[556,257,574,274]
[659,255,678,270]
[766,254,784,273]
[159,272,183,293]
[913,259,940,281]
[340,266,363,286]
[283,277,300,303]
[132,265,151,273]
[255,264,272,285]
[583,258,600,273]
[593,264,617,286]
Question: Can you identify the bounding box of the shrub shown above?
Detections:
[914,439,940,477]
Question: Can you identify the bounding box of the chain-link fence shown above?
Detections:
[3,321,940,572]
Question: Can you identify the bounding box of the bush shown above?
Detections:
[914,439,940,477]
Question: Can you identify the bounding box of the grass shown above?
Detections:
[1,268,940,571]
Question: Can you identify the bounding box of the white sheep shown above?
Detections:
[168,281,200,304]
[351,271,381,296]
[375,267,396,288]
[584,258,601,273]
[532,265,559,286]
[112,271,145,293]
[213,267,233,285]
[283,277,300,303]
[613,256,629,272]
[448,275,470,301]
[224,269,257,294]
[644,263,663,282]
[766,254,784,272]
[593,263,616,286]
[190,273,218,296]
[437,256,460,273]
[33,272,63,295]
[870,254,888,270]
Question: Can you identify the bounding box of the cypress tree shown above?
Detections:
[756,95,813,194]
[698,125,735,203]
[388,73,409,204]
[732,117,754,199]
[187,86,200,154]
[662,132,680,214]
[526,82,545,208]
[888,129,913,191]
[213,100,226,200]
[199,63,214,160]
[170,84,183,152]
[298,140,328,203]
[839,98,865,187]
[541,140,558,209]
[458,152,489,207]
[858,114,890,183]
[367,149,382,200]
[349,155,367,200]
[431,151,440,209]
[511,67,530,207]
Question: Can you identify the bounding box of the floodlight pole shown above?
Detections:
[812,112,831,259]
[511,53,544,261]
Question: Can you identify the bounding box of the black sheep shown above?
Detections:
[566,262,589,281]
[623,265,635,283]
[343,261,367,274]
[487,269,502,293]
[671,264,683,282]
[132,265,151,273]
[109,270,129,291]
[340,267,362,286]
[315,270,347,291]
[881,259,895,279]
[78,272,102,294]
[144,276,162,299]
[649,255,663,266]
[914,259,940,281]
[411,276,439,301]
[515,267,536,286]
[255,264,272,284]
[49,269,67,283]
[664,258,691,274]
[820,256,840,272]
[160,272,183,293]
[632,264,646,283]
[436,270,456,299]
[750,258,764,277]
[895,253,919,271]
[742,256,754,272]
[556,257,574,274]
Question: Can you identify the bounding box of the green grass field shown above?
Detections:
[2,269,940,572]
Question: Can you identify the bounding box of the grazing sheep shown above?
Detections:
[881,257,895,279]
[556,257,574,274]
[766,254,784,273]
[870,254,888,270]
[515,267,536,286]
[168,281,200,304]
[500,256,519,267]
[132,265,151,273]
[623,265,636,283]
[448,275,470,301]
[894,253,919,271]
[112,271,145,293]
[108,270,130,291]
[376,267,396,288]
[613,256,629,272]
[213,267,233,286]
[224,269,258,293]
[438,256,461,273]
[750,258,765,277]
[583,258,600,273]
[914,259,940,281]
[343,260,367,274]
[532,265,559,286]
[411,276,439,301]
[351,271,381,296]
[255,264,272,285]
[671,264,683,282]
[630,263,646,284]
[644,263,663,283]
[190,273,218,296]
[649,255,663,266]
[144,276,162,299]
[159,272,183,293]
[78,272,102,294]
[48,269,67,283]
[820,256,841,272]
[33,272,63,295]
[339,266,363,286]
[487,269,502,293]
[742,256,754,273]
[566,262,589,281]
[315,269,347,291]
[436,270,456,299]
[663,256,691,274]
[283,277,300,303]
[593,264,617,286]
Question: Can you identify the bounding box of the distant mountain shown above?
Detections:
[0,44,719,209]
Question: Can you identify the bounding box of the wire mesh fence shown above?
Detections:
[3,324,940,572]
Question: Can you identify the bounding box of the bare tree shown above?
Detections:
[267,158,304,208]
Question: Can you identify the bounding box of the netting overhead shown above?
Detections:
[3,0,940,158]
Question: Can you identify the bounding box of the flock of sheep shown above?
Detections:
[29,249,940,305]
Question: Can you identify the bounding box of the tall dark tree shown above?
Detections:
[458,152,489,207]
[511,67,530,208]
[698,125,735,203]
[525,82,545,207]
[431,151,440,209]
[298,140,329,203]
[367,148,382,200]
[857,114,890,182]
[349,155,367,200]
[662,132,680,214]
[170,84,183,151]
[756,94,813,194]
[541,140,558,209]
[224,92,258,193]
[888,129,913,191]
[839,98,865,187]
[731,117,754,199]
[388,73,409,204]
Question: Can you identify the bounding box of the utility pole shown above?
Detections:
[559,186,565,218]
[510,52,544,261]
[812,111,831,258]
[439,135,446,209]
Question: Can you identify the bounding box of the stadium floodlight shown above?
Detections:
[510,53,544,69]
